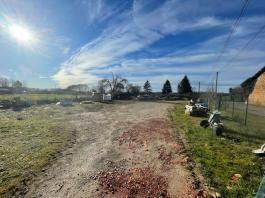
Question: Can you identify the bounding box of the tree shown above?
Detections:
[67,84,89,92]
[97,80,105,94]
[12,80,23,88]
[127,84,141,96]
[162,80,172,94]
[143,80,152,94]
[101,73,128,98]
[178,75,192,94]
[0,77,9,87]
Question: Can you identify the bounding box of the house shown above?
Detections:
[241,66,265,106]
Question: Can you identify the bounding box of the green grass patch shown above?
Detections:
[172,103,265,198]
[221,106,265,140]
[0,104,83,197]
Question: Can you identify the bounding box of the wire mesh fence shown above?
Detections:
[205,93,265,140]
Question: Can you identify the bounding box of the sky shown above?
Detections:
[0,0,265,92]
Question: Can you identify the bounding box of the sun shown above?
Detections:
[9,24,34,44]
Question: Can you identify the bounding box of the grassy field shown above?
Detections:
[0,93,88,102]
[172,102,265,197]
[0,104,84,197]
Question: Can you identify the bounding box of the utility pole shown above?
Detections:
[215,72,219,110]
[198,82,200,94]
[215,72,218,94]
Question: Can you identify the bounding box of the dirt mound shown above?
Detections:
[118,118,173,149]
[114,118,199,197]
[98,167,168,198]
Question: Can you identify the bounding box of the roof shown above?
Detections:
[250,66,265,80]
[241,66,265,89]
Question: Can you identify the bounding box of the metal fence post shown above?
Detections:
[232,97,235,118]
[223,97,226,110]
[244,96,249,126]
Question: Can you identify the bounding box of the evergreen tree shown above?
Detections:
[143,80,152,94]
[178,75,192,94]
[162,80,172,94]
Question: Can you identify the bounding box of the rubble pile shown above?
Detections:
[98,167,169,198]
[118,119,173,148]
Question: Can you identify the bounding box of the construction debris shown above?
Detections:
[98,167,169,198]
[252,143,265,155]
[185,99,209,116]
[56,101,73,107]
[200,111,224,136]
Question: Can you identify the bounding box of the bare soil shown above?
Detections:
[25,101,199,198]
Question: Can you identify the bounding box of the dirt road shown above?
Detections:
[25,101,198,198]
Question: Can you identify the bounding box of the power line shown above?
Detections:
[220,24,265,73]
[215,0,251,63]
[203,0,251,88]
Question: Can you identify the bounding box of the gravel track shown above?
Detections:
[25,101,197,198]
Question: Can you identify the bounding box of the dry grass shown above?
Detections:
[0,104,79,197]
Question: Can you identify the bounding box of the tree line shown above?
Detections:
[66,74,193,99]
[0,74,193,97]
[0,77,24,89]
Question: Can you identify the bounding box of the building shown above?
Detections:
[241,66,265,106]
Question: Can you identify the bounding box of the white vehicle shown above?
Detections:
[252,144,265,155]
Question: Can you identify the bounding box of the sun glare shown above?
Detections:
[9,24,34,44]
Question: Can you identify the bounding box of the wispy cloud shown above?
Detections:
[78,0,129,25]
[53,0,265,91]
[39,75,50,79]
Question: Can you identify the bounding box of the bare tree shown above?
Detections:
[0,77,10,87]
[97,80,105,94]
[101,73,128,98]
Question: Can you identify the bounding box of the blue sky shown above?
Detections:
[0,0,265,92]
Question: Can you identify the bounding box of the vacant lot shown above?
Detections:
[1,101,199,198]
[0,93,80,101]
[0,104,87,197]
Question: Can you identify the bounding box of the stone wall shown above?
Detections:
[249,72,265,106]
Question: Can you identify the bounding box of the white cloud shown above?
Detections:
[53,67,100,88]
[78,0,129,25]
[39,75,50,79]
[53,0,265,91]
[54,0,227,88]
